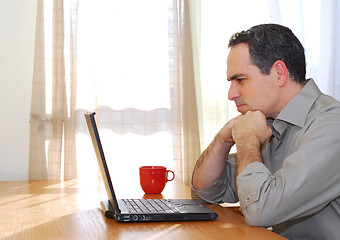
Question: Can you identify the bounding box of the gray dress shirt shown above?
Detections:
[192,79,340,240]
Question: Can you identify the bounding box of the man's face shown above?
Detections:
[227,43,280,119]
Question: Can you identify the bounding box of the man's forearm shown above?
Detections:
[192,133,233,189]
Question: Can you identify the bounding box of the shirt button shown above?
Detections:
[246,196,251,202]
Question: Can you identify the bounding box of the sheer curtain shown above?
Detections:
[74,0,200,184]
[29,0,340,183]
[29,0,201,184]
[29,0,78,179]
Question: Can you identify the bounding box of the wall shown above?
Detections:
[0,0,37,180]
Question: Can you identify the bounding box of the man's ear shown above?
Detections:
[273,60,288,87]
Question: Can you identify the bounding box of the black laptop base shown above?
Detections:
[100,200,218,223]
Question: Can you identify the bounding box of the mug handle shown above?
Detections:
[166,170,175,182]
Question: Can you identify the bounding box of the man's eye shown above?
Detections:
[237,78,245,82]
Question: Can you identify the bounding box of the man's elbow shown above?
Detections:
[242,207,280,227]
[244,215,269,227]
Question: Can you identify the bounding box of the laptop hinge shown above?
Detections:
[100,200,118,218]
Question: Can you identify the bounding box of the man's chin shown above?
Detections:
[236,104,247,114]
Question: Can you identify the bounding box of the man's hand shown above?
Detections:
[232,111,272,177]
[232,110,272,145]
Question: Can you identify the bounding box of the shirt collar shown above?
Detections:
[275,78,322,128]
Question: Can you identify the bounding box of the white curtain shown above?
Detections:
[29,0,340,183]
[29,0,79,179]
[74,0,201,184]
[29,0,202,184]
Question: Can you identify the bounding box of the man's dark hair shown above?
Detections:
[228,24,306,84]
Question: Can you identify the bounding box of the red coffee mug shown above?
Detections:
[139,166,175,194]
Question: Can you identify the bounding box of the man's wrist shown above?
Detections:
[235,134,260,147]
[235,137,262,177]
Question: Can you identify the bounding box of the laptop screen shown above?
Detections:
[85,112,121,214]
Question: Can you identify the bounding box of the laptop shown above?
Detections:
[85,111,218,222]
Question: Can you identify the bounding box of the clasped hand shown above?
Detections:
[220,111,272,147]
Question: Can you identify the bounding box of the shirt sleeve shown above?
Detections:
[191,153,238,204]
[237,114,340,227]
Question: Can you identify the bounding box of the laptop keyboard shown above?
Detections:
[123,199,180,213]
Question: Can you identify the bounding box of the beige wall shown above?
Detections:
[0,0,37,180]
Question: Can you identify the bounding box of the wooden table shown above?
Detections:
[0,179,286,240]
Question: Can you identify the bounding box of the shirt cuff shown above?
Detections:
[237,162,272,210]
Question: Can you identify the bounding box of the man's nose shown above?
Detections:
[228,81,240,101]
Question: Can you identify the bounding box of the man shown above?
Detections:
[192,24,340,239]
